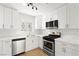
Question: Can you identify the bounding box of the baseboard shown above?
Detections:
[13,52,25,56]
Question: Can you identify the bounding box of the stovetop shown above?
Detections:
[43,34,61,41]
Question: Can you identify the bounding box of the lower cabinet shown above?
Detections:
[26,35,38,51]
[0,40,3,55]
[55,40,65,56]
[0,40,12,56]
[66,44,79,56]
[38,36,43,49]
[55,40,79,56]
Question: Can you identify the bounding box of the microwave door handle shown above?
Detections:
[53,21,54,27]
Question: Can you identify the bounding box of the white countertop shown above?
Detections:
[35,35,45,37]
[0,35,26,41]
[55,35,79,45]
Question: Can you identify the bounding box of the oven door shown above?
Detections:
[43,40,55,52]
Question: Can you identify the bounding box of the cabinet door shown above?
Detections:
[35,16,42,29]
[4,7,12,29]
[55,40,65,56]
[2,40,12,56]
[67,4,79,29]
[32,36,38,49]
[66,44,79,56]
[0,41,3,55]
[26,36,38,51]
[57,6,67,29]
[26,36,33,51]
[0,5,4,28]
[38,36,43,49]
[13,11,21,30]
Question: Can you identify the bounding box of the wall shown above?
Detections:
[20,13,35,34]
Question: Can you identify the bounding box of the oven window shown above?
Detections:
[44,41,54,50]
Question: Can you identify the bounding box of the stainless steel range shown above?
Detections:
[43,34,61,56]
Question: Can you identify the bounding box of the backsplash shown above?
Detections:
[59,29,79,35]
[34,29,45,35]
[44,29,59,35]
[0,28,79,37]
[0,29,27,37]
[44,29,79,36]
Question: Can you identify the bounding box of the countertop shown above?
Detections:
[55,35,79,45]
[0,34,46,41]
[0,35,26,41]
[35,35,45,37]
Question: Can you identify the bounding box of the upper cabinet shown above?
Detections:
[35,15,50,29]
[0,5,4,28]
[0,5,22,30]
[57,5,67,29]
[56,4,79,29]
[0,5,35,30]
[66,4,79,29]
[0,5,13,29]
[35,15,43,29]
[4,7,13,29]
[13,10,22,30]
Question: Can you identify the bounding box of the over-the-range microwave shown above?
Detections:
[46,20,58,29]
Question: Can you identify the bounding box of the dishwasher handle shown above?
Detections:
[12,38,26,41]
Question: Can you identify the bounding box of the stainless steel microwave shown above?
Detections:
[46,20,58,29]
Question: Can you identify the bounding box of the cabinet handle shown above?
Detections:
[10,25,13,28]
[32,40,34,43]
[3,24,4,29]
[10,44,12,48]
[66,24,69,28]
[62,47,66,53]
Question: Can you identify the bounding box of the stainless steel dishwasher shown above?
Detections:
[12,38,26,56]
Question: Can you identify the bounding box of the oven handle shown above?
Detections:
[43,40,54,43]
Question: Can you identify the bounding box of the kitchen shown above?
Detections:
[0,3,79,56]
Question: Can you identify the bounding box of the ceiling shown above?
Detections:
[0,3,66,16]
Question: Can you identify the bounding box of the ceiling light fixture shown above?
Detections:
[27,3,38,10]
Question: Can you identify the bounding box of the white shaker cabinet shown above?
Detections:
[57,4,79,29]
[66,4,79,29]
[0,5,13,29]
[0,40,12,56]
[38,36,43,49]
[2,40,12,56]
[55,40,65,56]
[57,6,67,29]
[35,15,43,29]
[56,4,79,29]
[0,5,22,29]
[0,41,3,55]
[26,36,33,51]
[55,40,71,56]
[26,35,38,51]
[55,40,79,56]
[13,10,22,30]
[0,5,4,28]
[32,36,38,49]
[4,7,12,29]
[66,44,79,56]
